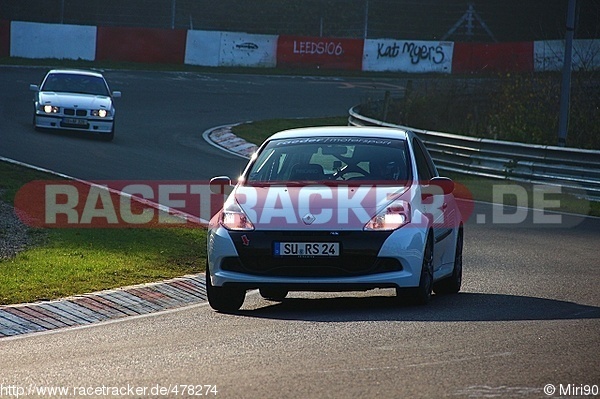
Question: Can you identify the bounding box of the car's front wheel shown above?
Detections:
[434,228,463,295]
[206,263,245,312]
[100,132,114,142]
[100,125,115,142]
[398,233,433,305]
[32,108,42,132]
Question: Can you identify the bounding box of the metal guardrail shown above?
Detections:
[348,105,600,201]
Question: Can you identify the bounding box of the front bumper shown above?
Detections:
[34,114,114,133]
[207,225,427,291]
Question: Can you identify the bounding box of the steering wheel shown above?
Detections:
[333,164,370,180]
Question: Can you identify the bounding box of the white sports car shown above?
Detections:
[207,126,464,312]
[30,69,121,141]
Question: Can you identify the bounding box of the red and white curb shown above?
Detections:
[0,124,253,339]
[203,124,256,159]
[0,274,206,338]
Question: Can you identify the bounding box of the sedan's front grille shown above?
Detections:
[224,231,401,277]
[221,256,402,277]
[64,108,87,116]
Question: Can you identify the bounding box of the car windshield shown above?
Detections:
[246,136,410,184]
[41,73,110,96]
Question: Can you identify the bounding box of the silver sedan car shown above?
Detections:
[30,69,121,141]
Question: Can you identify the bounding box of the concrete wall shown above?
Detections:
[534,39,600,72]
[6,20,600,73]
[10,21,96,60]
[96,26,187,64]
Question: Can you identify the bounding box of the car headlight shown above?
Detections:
[91,109,110,118]
[41,105,59,114]
[364,200,410,231]
[220,197,254,231]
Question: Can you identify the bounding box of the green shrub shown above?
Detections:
[365,73,600,150]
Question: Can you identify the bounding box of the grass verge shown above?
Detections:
[1,228,205,305]
[233,116,348,144]
[0,161,206,305]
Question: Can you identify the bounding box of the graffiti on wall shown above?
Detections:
[364,39,453,73]
[376,41,445,65]
[277,35,364,70]
[292,40,345,56]
[219,32,277,68]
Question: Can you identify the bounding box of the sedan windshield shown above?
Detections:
[246,136,410,184]
[41,73,110,96]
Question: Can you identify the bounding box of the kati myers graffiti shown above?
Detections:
[377,41,445,64]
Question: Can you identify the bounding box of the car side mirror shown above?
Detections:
[430,177,455,195]
[422,177,454,201]
[209,176,232,194]
[112,91,122,98]
[29,84,39,92]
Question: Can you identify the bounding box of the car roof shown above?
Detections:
[266,126,411,142]
[46,69,105,79]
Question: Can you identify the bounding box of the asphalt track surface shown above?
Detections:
[1,66,406,180]
[1,66,599,398]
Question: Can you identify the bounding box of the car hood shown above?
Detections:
[38,92,113,109]
[233,184,409,230]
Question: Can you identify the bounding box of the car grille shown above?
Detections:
[64,108,87,116]
[224,231,402,277]
[221,256,402,277]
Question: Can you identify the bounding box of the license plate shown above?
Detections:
[63,118,87,125]
[274,242,340,257]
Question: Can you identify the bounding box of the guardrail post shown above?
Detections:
[382,91,391,122]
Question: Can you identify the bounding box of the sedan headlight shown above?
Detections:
[220,197,254,231]
[364,200,410,231]
[41,105,60,114]
[91,109,110,118]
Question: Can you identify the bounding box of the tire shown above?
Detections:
[259,287,288,302]
[100,125,115,142]
[100,131,114,142]
[398,233,433,305]
[32,110,42,132]
[206,263,245,312]
[433,228,463,295]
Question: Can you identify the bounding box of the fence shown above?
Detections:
[348,105,600,201]
[1,0,600,42]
